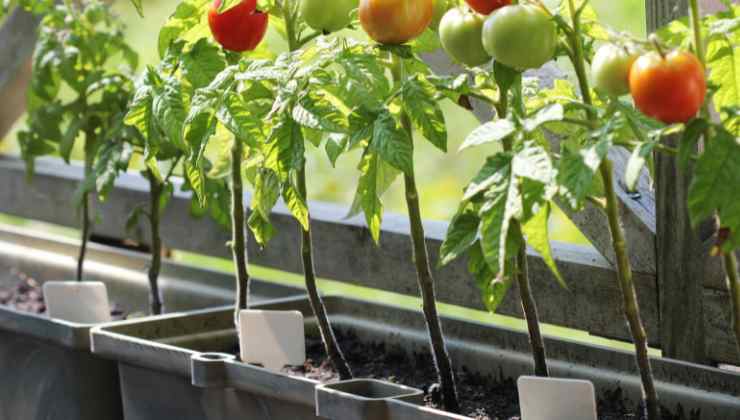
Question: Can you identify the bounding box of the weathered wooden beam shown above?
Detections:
[422,49,658,274]
[0,7,40,139]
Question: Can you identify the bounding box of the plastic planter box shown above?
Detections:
[0,225,301,420]
[91,294,740,420]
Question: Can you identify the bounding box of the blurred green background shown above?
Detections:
[0,0,646,244]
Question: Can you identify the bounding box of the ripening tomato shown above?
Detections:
[482,5,556,70]
[439,7,491,67]
[300,0,356,33]
[629,51,706,124]
[208,0,269,52]
[359,0,433,45]
[465,0,511,15]
[591,44,638,97]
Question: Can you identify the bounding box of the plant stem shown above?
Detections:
[392,53,460,413]
[77,127,96,282]
[297,166,353,379]
[567,0,658,418]
[284,3,353,379]
[498,73,549,377]
[147,171,164,315]
[231,138,250,327]
[725,251,740,354]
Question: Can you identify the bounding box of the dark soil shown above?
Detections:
[0,269,125,319]
[280,330,699,420]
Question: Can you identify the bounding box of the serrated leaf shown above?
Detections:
[283,180,310,231]
[460,120,517,151]
[153,77,188,151]
[522,202,565,288]
[512,143,554,185]
[353,151,384,244]
[464,154,512,201]
[60,118,84,163]
[557,135,611,209]
[468,240,511,313]
[182,38,227,89]
[371,112,414,175]
[184,161,206,206]
[248,211,275,246]
[522,104,565,132]
[479,160,521,276]
[439,203,480,267]
[688,130,740,251]
[252,169,280,221]
[679,119,707,169]
[402,76,447,151]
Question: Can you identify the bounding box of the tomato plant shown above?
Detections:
[591,44,637,97]
[18,0,139,284]
[208,0,268,52]
[465,0,511,15]
[439,7,491,67]
[359,0,433,44]
[481,4,557,70]
[629,50,706,124]
[299,0,355,33]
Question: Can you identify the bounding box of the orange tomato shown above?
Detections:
[359,0,433,45]
[629,51,706,124]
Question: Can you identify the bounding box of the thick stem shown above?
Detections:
[392,53,460,413]
[515,229,548,376]
[77,127,96,282]
[231,139,250,327]
[297,166,353,379]
[147,172,164,315]
[567,1,658,417]
[725,252,740,355]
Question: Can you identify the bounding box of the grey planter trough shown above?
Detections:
[0,225,301,420]
[90,294,740,420]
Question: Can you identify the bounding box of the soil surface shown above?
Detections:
[280,330,699,420]
[0,269,126,319]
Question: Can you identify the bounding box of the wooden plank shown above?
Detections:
[647,0,717,364]
[422,49,657,274]
[0,155,659,343]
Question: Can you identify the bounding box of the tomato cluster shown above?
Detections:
[208,0,268,52]
[592,44,706,124]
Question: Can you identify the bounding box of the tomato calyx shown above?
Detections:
[208,0,269,53]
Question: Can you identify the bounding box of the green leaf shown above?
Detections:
[252,169,280,221]
[464,154,512,201]
[625,142,655,192]
[460,120,516,151]
[402,76,447,151]
[512,143,555,185]
[353,151,385,244]
[557,135,611,209]
[158,0,209,59]
[60,118,84,163]
[95,140,133,201]
[479,162,521,276]
[292,91,349,134]
[283,180,310,231]
[153,77,188,151]
[248,211,276,246]
[181,38,228,89]
[184,161,206,206]
[371,112,414,175]
[679,119,708,169]
[439,203,480,267]
[468,240,512,313]
[522,202,565,288]
[522,104,565,132]
[128,0,143,17]
[707,22,740,130]
[688,130,740,251]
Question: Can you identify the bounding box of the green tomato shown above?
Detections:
[300,0,356,33]
[482,5,556,70]
[591,44,637,97]
[431,0,452,31]
[439,7,491,67]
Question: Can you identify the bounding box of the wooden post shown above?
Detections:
[647,0,711,364]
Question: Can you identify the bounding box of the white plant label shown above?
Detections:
[239,309,305,371]
[43,281,112,324]
[518,376,597,420]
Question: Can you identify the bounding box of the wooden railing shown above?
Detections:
[0,0,736,366]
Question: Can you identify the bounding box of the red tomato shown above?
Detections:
[629,51,706,124]
[359,0,433,45]
[465,0,511,15]
[208,0,269,52]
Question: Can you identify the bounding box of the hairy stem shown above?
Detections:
[231,139,250,327]
[297,166,353,379]
[77,127,96,282]
[147,171,164,315]
[568,0,658,418]
[725,252,740,354]
[392,53,460,413]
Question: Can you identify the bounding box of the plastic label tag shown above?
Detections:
[239,309,305,371]
[43,281,112,324]
[518,376,597,420]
